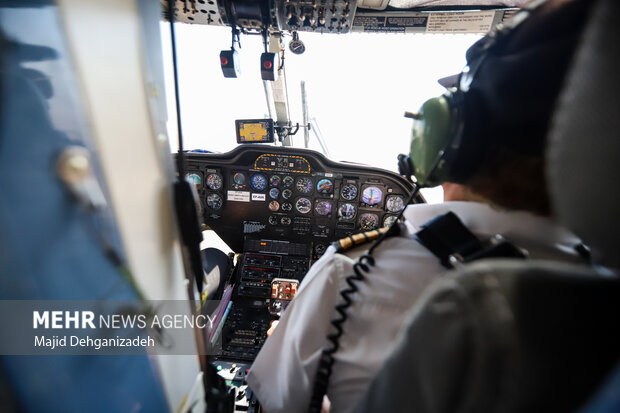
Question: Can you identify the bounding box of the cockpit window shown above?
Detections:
[161,24,480,175]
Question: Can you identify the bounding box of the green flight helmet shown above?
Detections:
[408,95,454,187]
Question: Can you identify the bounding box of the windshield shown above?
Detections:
[161,25,481,201]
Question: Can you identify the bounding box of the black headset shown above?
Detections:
[404,0,547,187]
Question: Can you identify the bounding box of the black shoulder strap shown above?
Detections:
[415,211,527,269]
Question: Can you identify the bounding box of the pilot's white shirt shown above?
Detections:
[246,201,581,413]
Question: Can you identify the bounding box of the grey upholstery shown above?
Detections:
[547,0,620,269]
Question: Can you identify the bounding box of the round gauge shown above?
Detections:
[383,215,398,228]
[289,39,306,55]
[281,217,292,226]
[268,215,278,225]
[341,183,358,201]
[338,203,356,220]
[269,201,280,212]
[270,175,281,187]
[185,173,201,189]
[315,200,332,216]
[283,175,294,187]
[250,174,268,191]
[206,193,223,210]
[282,188,293,200]
[362,186,383,206]
[281,202,293,212]
[315,244,327,256]
[206,173,222,190]
[296,177,313,194]
[295,197,312,214]
[386,195,405,213]
[359,213,379,231]
[233,172,246,186]
[269,188,280,199]
[316,178,334,194]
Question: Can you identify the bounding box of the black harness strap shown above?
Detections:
[415,211,527,269]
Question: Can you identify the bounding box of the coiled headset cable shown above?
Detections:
[307,183,421,413]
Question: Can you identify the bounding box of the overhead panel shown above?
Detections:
[352,8,517,33]
[161,0,224,26]
[161,0,520,34]
[275,0,359,33]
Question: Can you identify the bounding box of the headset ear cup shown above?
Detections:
[408,96,454,186]
[448,88,485,183]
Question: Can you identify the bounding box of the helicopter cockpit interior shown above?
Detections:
[1,0,618,412]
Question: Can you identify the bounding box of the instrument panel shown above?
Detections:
[182,146,417,259]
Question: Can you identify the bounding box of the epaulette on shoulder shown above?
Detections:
[332,224,401,254]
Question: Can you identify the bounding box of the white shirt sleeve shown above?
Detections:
[246,247,346,413]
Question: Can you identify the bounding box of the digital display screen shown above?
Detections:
[236,119,275,143]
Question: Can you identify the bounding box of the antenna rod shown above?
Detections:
[301,81,310,148]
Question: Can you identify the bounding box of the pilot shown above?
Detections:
[245,0,592,412]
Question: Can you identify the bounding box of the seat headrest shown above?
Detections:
[547,0,620,268]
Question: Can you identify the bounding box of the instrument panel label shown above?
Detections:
[227,190,250,202]
[251,193,266,201]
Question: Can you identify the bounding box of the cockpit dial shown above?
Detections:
[206,193,223,210]
[269,188,280,199]
[383,215,398,228]
[269,201,280,211]
[386,195,405,213]
[185,173,202,189]
[233,172,247,186]
[282,188,293,200]
[281,202,293,212]
[314,244,327,256]
[359,213,379,231]
[362,186,383,206]
[206,173,222,190]
[250,174,268,191]
[295,197,312,214]
[341,183,358,201]
[315,200,332,216]
[283,175,294,187]
[316,178,334,194]
[338,203,356,220]
[296,177,313,194]
[270,175,281,187]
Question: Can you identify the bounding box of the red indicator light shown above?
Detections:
[221,57,229,66]
[264,60,273,70]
